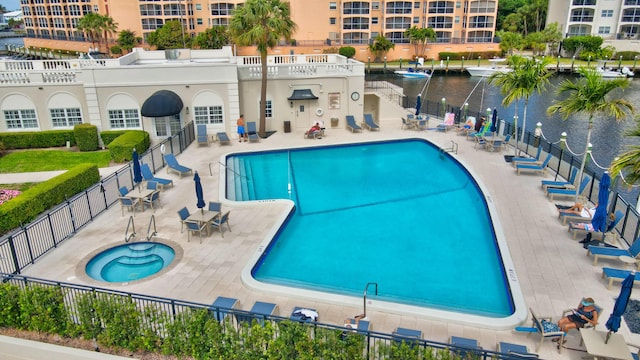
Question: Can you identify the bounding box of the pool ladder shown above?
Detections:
[440,140,458,155]
[125,216,157,242]
[363,282,378,319]
[125,216,136,243]
[146,215,157,241]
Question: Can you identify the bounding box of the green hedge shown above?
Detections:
[74,123,99,151]
[0,130,75,149]
[99,130,129,147]
[616,51,640,61]
[107,131,150,162]
[0,163,100,234]
[438,51,502,61]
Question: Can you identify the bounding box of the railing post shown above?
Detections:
[7,236,21,274]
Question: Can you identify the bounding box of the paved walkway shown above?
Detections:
[6,115,640,359]
[0,335,137,360]
[0,166,123,184]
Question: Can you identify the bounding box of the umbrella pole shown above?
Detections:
[605,330,612,344]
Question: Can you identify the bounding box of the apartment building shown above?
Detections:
[547,0,640,40]
[19,0,500,60]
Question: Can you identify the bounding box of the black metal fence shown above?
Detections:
[0,122,195,275]
[0,272,536,360]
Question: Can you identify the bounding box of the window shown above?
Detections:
[142,18,163,30]
[344,17,369,30]
[266,100,273,118]
[140,4,162,16]
[197,18,203,25]
[386,16,411,29]
[414,1,420,8]
[330,2,337,10]
[211,3,234,16]
[428,16,453,28]
[372,2,380,10]
[50,108,82,127]
[598,26,611,34]
[386,1,413,14]
[108,109,140,129]
[456,1,461,8]
[428,1,454,14]
[372,17,379,24]
[343,1,369,14]
[194,106,223,125]
[330,17,336,25]
[601,9,613,17]
[413,16,420,24]
[4,109,38,129]
[455,16,460,23]
[195,3,201,10]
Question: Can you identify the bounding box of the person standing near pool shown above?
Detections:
[237,114,247,142]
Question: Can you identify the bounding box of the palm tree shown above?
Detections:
[488,55,553,156]
[404,26,436,57]
[609,115,640,185]
[77,13,103,49]
[368,35,394,62]
[229,0,297,138]
[547,67,633,202]
[101,15,118,56]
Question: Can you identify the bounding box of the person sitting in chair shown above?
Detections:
[555,297,599,337]
[305,123,322,138]
[559,202,596,218]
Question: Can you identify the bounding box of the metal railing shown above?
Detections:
[0,122,195,274]
[0,272,537,360]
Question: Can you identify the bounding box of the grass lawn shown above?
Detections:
[0,149,113,173]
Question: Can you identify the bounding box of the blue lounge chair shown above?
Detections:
[362,113,380,131]
[344,317,370,333]
[140,163,174,189]
[450,336,482,358]
[497,342,539,358]
[246,121,260,143]
[210,296,238,322]
[541,167,578,190]
[516,153,552,175]
[290,307,319,322]
[602,267,640,289]
[588,237,640,267]
[502,134,511,151]
[547,175,592,201]
[393,327,422,340]
[528,308,565,353]
[163,153,193,177]
[236,301,278,326]
[511,146,542,166]
[197,124,209,146]
[345,115,362,132]
[217,132,231,145]
[569,209,625,240]
[436,112,455,132]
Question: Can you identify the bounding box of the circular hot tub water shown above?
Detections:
[85,242,175,282]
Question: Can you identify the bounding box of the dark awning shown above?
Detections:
[141,90,184,117]
[287,89,318,100]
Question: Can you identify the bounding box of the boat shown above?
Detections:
[465,58,511,77]
[595,61,634,78]
[394,69,431,78]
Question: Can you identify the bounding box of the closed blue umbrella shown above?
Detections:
[132,148,142,191]
[415,95,421,116]
[490,108,498,133]
[194,171,205,214]
[592,172,611,233]
[605,271,634,343]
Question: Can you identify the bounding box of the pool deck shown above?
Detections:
[16,117,640,360]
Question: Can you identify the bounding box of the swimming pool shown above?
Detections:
[228,139,526,329]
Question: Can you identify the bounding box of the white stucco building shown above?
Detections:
[0,46,365,142]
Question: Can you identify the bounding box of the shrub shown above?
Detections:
[0,130,75,149]
[99,130,129,147]
[73,123,99,151]
[107,130,150,162]
[0,163,100,234]
[438,51,502,61]
[339,46,356,58]
[615,51,640,60]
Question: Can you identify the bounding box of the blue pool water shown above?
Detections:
[86,242,175,282]
[229,139,514,318]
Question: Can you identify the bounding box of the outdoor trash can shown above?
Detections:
[331,118,339,128]
[284,121,291,133]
